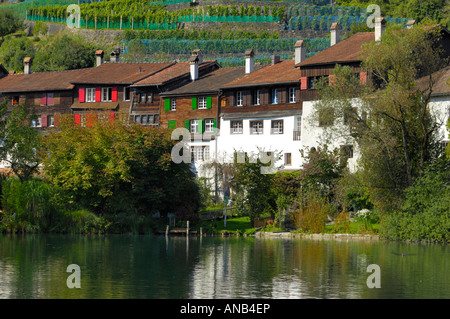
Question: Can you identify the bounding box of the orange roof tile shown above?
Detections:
[133,60,218,86]
[71,62,174,84]
[222,60,300,88]
[296,32,375,67]
[0,68,89,93]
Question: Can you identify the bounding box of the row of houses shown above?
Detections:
[0,18,449,178]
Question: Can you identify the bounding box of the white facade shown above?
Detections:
[429,96,450,145]
[301,100,360,172]
[216,112,303,172]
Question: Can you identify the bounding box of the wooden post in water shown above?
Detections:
[120,15,122,30]
[165,225,169,237]
[200,227,203,237]
[186,221,189,237]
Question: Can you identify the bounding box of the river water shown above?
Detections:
[0,234,448,299]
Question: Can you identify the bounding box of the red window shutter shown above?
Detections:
[47,93,54,105]
[300,77,307,90]
[41,114,47,127]
[329,74,336,86]
[41,93,47,106]
[74,114,81,124]
[109,113,115,122]
[79,88,85,103]
[95,88,101,102]
[111,87,118,101]
[360,71,367,85]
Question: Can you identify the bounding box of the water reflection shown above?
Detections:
[0,234,448,299]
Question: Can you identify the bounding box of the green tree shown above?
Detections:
[33,34,96,72]
[0,9,23,41]
[0,100,41,182]
[314,24,448,213]
[0,36,35,73]
[123,39,147,62]
[42,113,200,219]
[232,151,280,227]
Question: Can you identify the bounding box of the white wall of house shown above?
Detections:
[429,96,450,144]
[216,114,304,172]
[301,100,360,172]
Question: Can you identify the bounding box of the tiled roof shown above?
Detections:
[162,67,246,96]
[71,62,174,85]
[132,60,218,86]
[221,60,300,89]
[0,68,89,93]
[296,32,375,67]
[416,65,450,96]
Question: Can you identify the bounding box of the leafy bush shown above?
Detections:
[381,158,450,243]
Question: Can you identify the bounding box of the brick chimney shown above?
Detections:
[24,57,32,75]
[110,48,120,63]
[191,49,203,64]
[294,40,306,65]
[271,55,280,65]
[375,17,386,42]
[330,22,340,46]
[245,49,255,74]
[95,50,104,67]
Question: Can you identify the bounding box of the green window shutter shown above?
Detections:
[164,98,170,111]
[206,96,212,109]
[192,97,198,109]
[198,119,204,133]
[213,119,217,130]
[185,120,190,130]
[168,120,176,128]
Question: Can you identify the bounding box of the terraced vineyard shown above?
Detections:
[4,0,413,66]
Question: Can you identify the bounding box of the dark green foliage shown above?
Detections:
[381,158,450,243]
[33,34,96,71]
[0,36,36,73]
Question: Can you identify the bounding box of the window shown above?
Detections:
[293,116,302,141]
[191,146,210,162]
[134,115,141,124]
[198,97,207,109]
[190,119,199,133]
[86,88,95,102]
[236,91,243,106]
[272,89,278,104]
[343,107,358,125]
[250,120,263,135]
[205,119,215,133]
[148,114,155,124]
[253,90,260,105]
[48,115,54,127]
[124,87,131,101]
[32,116,42,128]
[284,153,292,166]
[12,96,19,105]
[140,93,146,103]
[271,120,283,134]
[171,99,176,111]
[231,120,243,134]
[340,145,354,165]
[40,93,54,106]
[102,88,112,102]
[289,87,296,103]
[308,77,316,90]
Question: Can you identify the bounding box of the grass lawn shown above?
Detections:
[197,216,380,236]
